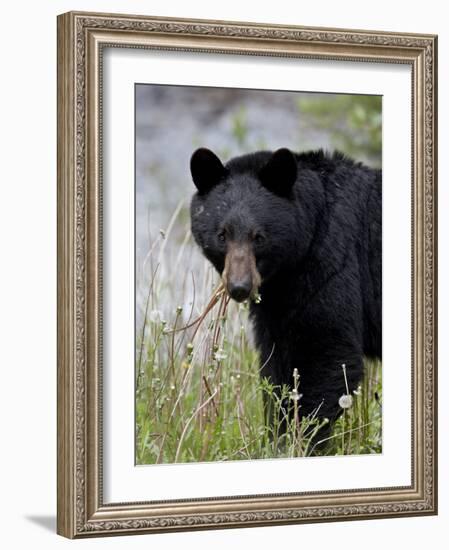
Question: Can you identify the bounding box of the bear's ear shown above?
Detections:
[259,148,297,197]
[190,148,227,195]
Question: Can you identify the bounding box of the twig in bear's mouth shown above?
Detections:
[163,283,228,339]
[163,276,258,342]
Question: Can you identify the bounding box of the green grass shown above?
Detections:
[135,206,382,465]
[297,94,382,166]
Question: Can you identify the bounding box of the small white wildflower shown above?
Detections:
[353,385,362,396]
[293,368,299,386]
[149,309,163,323]
[338,394,353,409]
[214,348,227,361]
[290,389,303,402]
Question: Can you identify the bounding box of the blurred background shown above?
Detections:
[135,84,381,324]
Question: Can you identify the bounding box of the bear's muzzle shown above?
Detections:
[222,242,261,303]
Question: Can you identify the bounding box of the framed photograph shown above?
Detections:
[57,11,438,538]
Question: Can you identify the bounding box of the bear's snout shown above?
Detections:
[222,242,261,303]
[228,279,252,302]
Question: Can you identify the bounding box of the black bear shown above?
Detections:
[189,147,381,443]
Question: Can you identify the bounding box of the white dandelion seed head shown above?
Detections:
[338,394,353,409]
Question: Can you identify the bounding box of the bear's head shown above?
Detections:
[190,147,308,303]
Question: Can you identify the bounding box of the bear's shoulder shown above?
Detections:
[224,148,368,175]
[294,149,363,173]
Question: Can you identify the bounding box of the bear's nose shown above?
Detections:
[228,280,252,302]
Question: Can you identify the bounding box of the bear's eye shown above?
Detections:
[254,233,266,245]
[217,230,226,243]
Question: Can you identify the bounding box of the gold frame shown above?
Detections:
[57,11,438,538]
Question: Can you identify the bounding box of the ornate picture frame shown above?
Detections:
[57,11,437,538]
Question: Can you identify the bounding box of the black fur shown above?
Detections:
[190,147,382,440]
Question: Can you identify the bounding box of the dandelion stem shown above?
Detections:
[174,390,218,463]
[342,363,350,395]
